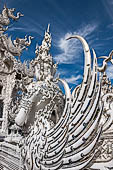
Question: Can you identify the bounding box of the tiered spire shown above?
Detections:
[32,24,57,81]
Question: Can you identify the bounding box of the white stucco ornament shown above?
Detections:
[0,5,113,170]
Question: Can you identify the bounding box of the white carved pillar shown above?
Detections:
[2,73,15,134]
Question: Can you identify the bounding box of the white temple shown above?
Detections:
[0,5,113,170]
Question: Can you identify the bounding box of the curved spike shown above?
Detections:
[92,48,96,55]
[66,35,91,69]
[69,80,101,142]
[36,43,39,49]
[61,153,94,170]
[48,79,71,137]
[4,4,7,9]
[68,35,91,116]
[63,126,102,164]
[47,23,50,32]
[70,48,97,127]
[65,104,102,154]
[72,84,80,99]
[59,79,71,99]
[43,79,71,169]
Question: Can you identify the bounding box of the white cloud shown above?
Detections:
[54,24,98,64]
[108,0,113,5]
[101,0,113,21]
[56,69,68,77]
[65,75,82,84]
[8,26,24,31]
[8,18,45,37]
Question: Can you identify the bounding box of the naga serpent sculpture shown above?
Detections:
[14,28,104,170]
[0,5,112,169]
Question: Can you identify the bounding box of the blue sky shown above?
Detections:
[1,0,113,88]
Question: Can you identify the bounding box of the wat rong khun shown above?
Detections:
[0,5,113,170]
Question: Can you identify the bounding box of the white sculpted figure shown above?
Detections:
[13,35,34,49]
[0,4,23,34]
[0,6,113,170]
[14,29,105,170]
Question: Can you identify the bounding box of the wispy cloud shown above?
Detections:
[21,18,45,36]
[65,75,82,84]
[101,0,113,21]
[8,26,24,32]
[110,0,113,5]
[7,17,45,37]
[54,24,98,64]
[56,69,68,77]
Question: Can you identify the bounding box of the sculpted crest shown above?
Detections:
[0,5,113,170]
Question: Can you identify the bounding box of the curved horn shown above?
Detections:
[4,4,7,9]
[66,35,91,85]
[47,23,50,32]
[59,79,71,99]
[66,35,91,67]
[48,79,71,137]
[92,48,97,59]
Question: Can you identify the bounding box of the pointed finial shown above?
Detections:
[4,4,7,9]
[36,43,39,49]
[25,35,27,40]
[47,24,50,33]
[35,43,39,56]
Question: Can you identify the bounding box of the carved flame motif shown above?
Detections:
[0,5,113,170]
[14,32,103,170]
